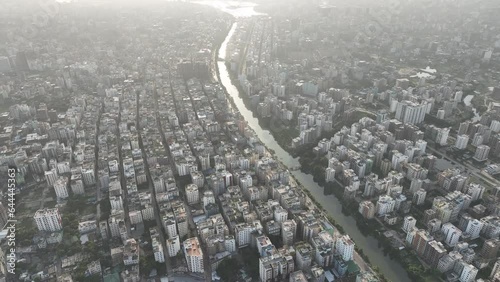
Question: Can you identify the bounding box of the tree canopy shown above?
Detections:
[216,258,241,282]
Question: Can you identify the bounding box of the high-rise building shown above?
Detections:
[191,171,205,188]
[459,263,478,282]
[466,183,485,201]
[281,220,297,246]
[395,100,430,125]
[166,236,181,257]
[34,208,62,232]
[183,237,204,273]
[480,238,500,259]
[185,184,199,205]
[376,195,395,216]
[474,145,490,162]
[491,258,500,277]
[458,122,470,135]
[273,206,288,223]
[335,235,355,261]
[436,128,450,146]
[162,212,177,238]
[295,242,313,271]
[403,216,417,233]
[256,236,275,257]
[82,168,96,186]
[413,189,427,206]
[225,235,236,253]
[150,228,165,263]
[427,218,442,234]
[412,229,434,257]
[491,120,500,132]
[325,167,336,182]
[437,251,462,273]
[44,168,58,186]
[235,222,258,248]
[424,240,447,268]
[455,135,469,150]
[358,201,375,219]
[53,176,69,199]
[70,174,85,195]
[480,215,500,239]
[173,204,188,237]
[312,232,335,267]
[376,110,388,124]
[465,219,483,240]
[442,223,462,247]
[259,253,294,282]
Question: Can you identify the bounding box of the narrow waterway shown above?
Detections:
[217,22,412,282]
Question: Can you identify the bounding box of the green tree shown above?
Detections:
[216,258,241,282]
[83,241,99,260]
[17,218,37,245]
[140,255,155,275]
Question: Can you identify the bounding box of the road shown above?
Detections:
[136,90,172,274]
[117,99,132,234]
[353,251,371,272]
[94,102,103,221]
[426,144,500,188]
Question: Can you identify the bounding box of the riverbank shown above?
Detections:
[224,60,438,280]
[222,49,440,280]
[214,23,398,282]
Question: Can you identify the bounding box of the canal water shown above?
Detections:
[217,25,411,282]
[212,2,412,281]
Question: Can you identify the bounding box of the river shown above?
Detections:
[210,2,412,281]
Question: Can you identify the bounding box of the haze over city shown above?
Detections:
[0,0,500,282]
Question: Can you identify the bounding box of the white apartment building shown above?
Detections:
[70,174,85,195]
[273,207,288,223]
[376,195,395,216]
[465,219,483,240]
[235,223,253,247]
[403,216,417,233]
[395,100,430,125]
[325,168,336,182]
[110,196,123,211]
[335,235,355,261]
[57,161,71,174]
[45,168,58,186]
[167,235,180,257]
[455,135,469,149]
[53,176,69,199]
[34,208,62,232]
[185,184,199,205]
[474,145,490,162]
[459,263,478,282]
[442,223,462,247]
[129,210,143,225]
[151,232,165,263]
[82,168,95,186]
[224,235,236,253]
[141,204,154,221]
[163,212,178,238]
[184,237,204,273]
[202,191,215,207]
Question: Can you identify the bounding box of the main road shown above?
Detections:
[215,18,412,282]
